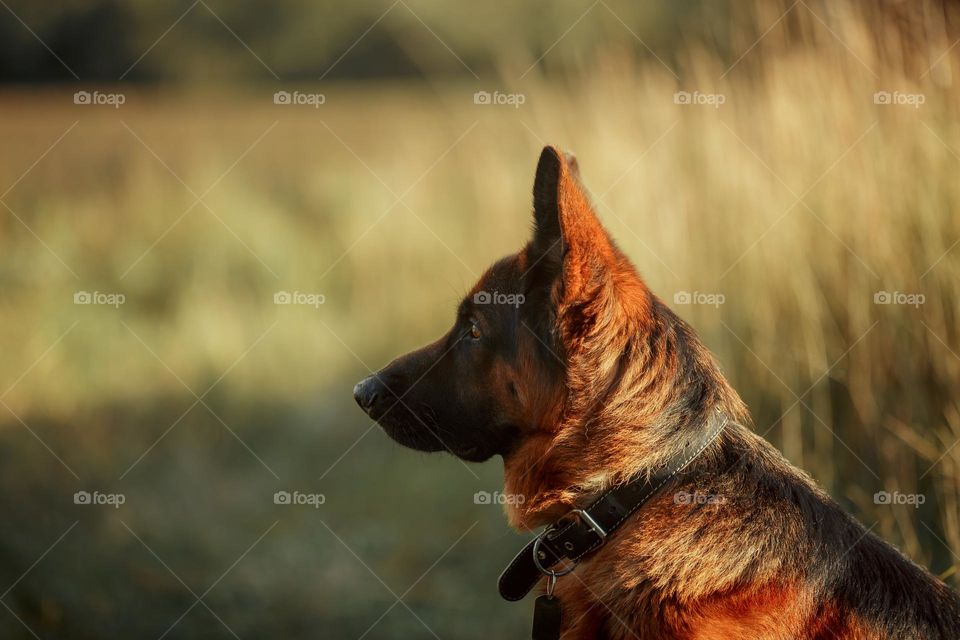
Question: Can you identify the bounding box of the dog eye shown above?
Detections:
[469,322,482,340]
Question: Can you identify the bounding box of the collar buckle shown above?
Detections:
[568,508,607,542]
[530,508,608,579]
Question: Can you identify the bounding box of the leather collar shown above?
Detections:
[498,407,729,601]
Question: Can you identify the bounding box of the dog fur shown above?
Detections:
[354,146,960,639]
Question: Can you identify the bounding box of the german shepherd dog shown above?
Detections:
[353,147,960,639]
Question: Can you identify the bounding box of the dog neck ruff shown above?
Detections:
[498,407,729,604]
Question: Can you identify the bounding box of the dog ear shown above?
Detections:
[529,146,616,306]
[530,147,565,271]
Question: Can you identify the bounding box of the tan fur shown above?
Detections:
[364,146,960,639]
[499,149,899,638]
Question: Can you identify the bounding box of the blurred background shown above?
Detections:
[1,0,959,637]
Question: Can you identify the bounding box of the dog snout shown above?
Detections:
[353,375,384,413]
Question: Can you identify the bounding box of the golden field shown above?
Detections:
[0,2,958,637]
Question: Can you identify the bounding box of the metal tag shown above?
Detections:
[532,594,562,640]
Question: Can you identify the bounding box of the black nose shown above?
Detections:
[353,375,382,413]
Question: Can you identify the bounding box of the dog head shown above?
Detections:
[355,146,704,524]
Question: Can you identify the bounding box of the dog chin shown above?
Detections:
[375,418,445,453]
[377,420,496,462]
[452,444,496,463]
